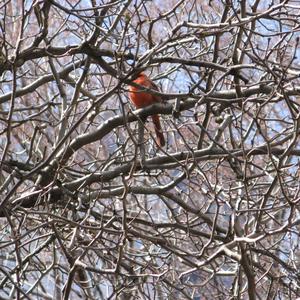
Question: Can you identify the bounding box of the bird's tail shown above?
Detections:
[152,115,165,147]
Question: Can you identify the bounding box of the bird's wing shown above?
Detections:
[147,78,162,102]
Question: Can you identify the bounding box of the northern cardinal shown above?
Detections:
[128,73,165,147]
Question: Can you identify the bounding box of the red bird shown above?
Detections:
[128,73,165,147]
